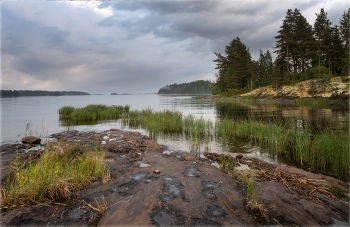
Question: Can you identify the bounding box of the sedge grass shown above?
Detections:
[1,143,108,208]
[219,158,264,218]
[58,105,349,178]
[59,105,129,121]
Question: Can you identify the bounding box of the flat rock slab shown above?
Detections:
[1,129,349,226]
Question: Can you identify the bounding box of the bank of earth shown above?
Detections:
[210,76,350,100]
[1,129,349,226]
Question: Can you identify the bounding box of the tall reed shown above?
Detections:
[58,105,349,178]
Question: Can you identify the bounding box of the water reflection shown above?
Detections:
[214,99,348,131]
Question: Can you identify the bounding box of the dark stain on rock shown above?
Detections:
[110,184,118,192]
[202,181,219,200]
[189,218,221,226]
[184,167,199,178]
[68,208,85,219]
[202,189,217,200]
[128,172,149,181]
[206,205,226,218]
[143,176,159,184]
[202,181,219,189]
[150,206,185,226]
[159,176,185,202]
[85,192,110,202]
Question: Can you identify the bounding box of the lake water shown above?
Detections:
[1,94,348,171]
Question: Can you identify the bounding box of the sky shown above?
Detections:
[1,0,348,94]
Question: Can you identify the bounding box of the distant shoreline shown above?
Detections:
[0,90,91,97]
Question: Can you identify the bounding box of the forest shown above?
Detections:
[212,8,349,95]
[0,90,91,97]
[158,80,214,94]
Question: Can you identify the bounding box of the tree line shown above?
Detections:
[213,8,349,94]
[158,80,214,94]
[0,90,91,97]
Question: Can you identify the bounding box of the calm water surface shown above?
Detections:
[1,94,348,170]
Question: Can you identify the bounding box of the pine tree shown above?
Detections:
[295,12,314,80]
[314,8,332,78]
[330,25,343,75]
[274,9,294,81]
[339,9,349,75]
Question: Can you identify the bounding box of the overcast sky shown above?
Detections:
[1,0,348,94]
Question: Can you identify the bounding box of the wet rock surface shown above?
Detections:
[21,136,41,144]
[1,129,349,226]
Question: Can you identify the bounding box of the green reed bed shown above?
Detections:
[59,105,129,121]
[58,105,349,178]
[310,130,349,176]
[214,117,349,177]
[1,143,108,208]
[127,109,183,137]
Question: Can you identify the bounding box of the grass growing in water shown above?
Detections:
[1,143,108,208]
[59,105,130,121]
[58,105,349,179]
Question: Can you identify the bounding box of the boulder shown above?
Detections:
[21,136,41,144]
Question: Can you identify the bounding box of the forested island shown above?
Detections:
[212,8,349,96]
[0,90,91,97]
[158,80,214,94]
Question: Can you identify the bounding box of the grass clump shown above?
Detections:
[220,88,251,97]
[1,143,108,209]
[58,106,75,118]
[277,80,301,88]
[58,105,130,121]
[330,183,347,200]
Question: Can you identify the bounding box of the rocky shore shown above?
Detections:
[1,129,349,226]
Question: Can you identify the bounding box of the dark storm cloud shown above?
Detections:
[1,1,347,94]
[98,1,218,15]
[2,7,37,55]
[97,0,328,60]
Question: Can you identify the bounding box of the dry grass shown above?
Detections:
[1,142,109,209]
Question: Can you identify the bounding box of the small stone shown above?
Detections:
[21,136,41,144]
[153,170,161,174]
[236,154,243,159]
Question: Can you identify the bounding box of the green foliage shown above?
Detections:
[307,66,330,79]
[213,37,253,91]
[219,88,251,97]
[330,183,346,199]
[0,90,90,97]
[277,80,301,88]
[214,8,348,92]
[158,80,214,94]
[1,144,107,208]
[58,105,130,121]
[59,105,349,179]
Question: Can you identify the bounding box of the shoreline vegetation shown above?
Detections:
[157,80,214,95]
[1,141,109,209]
[0,90,91,97]
[58,104,349,180]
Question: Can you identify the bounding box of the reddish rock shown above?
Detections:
[21,136,41,144]
[236,154,243,159]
